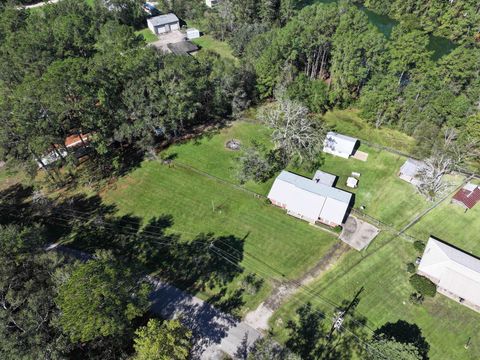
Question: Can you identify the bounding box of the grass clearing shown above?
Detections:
[270,232,480,360]
[192,35,237,61]
[304,147,464,228]
[407,197,480,257]
[166,119,453,229]
[101,160,338,314]
[323,109,417,155]
[164,120,274,195]
[0,165,28,191]
[135,28,158,43]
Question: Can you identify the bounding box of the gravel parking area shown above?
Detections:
[150,30,186,52]
[340,215,379,250]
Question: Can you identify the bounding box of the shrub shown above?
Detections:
[413,241,425,252]
[409,274,436,297]
[241,273,264,295]
[409,292,424,305]
[406,262,416,273]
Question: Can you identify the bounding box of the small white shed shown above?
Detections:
[186,28,200,40]
[346,177,358,188]
[147,14,180,35]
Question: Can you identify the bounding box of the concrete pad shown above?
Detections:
[352,150,368,161]
[340,216,379,250]
[150,30,186,52]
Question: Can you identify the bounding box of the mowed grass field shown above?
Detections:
[165,119,440,229]
[163,120,274,194]
[101,160,338,313]
[407,197,480,257]
[270,232,480,360]
[308,147,464,229]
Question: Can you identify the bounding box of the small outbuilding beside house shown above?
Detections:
[323,132,359,159]
[451,183,480,210]
[186,28,200,40]
[346,177,358,189]
[147,13,180,35]
[398,158,426,186]
[38,133,92,168]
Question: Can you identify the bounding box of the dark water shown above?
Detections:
[315,1,457,60]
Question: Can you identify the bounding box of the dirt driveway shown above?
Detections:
[150,30,186,52]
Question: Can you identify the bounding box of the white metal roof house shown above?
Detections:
[418,237,480,312]
[323,132,358,159]
[398,158,426,186]
[268,170,352,227]
[147,14,180,35]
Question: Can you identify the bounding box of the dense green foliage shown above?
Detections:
[0,0,254,184]
[248,336,300,359]
[56,250,151,342]
[359,0,480,42]
[366,338,422,360]
[133,319,192,360]
[219,1,480,161]
[0,225,69,359]
[409,274,437,297]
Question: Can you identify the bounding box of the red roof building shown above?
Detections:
[64,133,91,148]
[452,183,480,210]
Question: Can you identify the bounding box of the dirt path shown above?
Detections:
[245,242,350,330]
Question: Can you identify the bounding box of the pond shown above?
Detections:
[314,0,457,60]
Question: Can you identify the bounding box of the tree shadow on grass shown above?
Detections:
[0,184,35,226]
[374,320,430,360]
[156,232,245,293]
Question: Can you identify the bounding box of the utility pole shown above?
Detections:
[328,287,364,340]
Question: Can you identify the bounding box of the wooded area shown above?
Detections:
[1,0,479,359]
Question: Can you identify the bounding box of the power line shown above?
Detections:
[1,206,390,358]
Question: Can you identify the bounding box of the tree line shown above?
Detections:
[0,0,255,185]
[207,1,480,165]
[356,0,480,42]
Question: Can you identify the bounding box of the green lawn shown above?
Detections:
[270,232,480,360]
[0,165,27,191]
[192,35,237,61]
[323,109,417,155]
[163,120,273,195]
[102,160,338,314]
[407,196,480,257]
[165,120,434,228]
[135,28,158,43]
[307,147,464,229]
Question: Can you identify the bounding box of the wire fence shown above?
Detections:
[359,138,480,180]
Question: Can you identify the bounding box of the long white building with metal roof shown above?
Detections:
[267,170,352,227]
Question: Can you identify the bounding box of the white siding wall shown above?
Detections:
[147,20,155,34]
